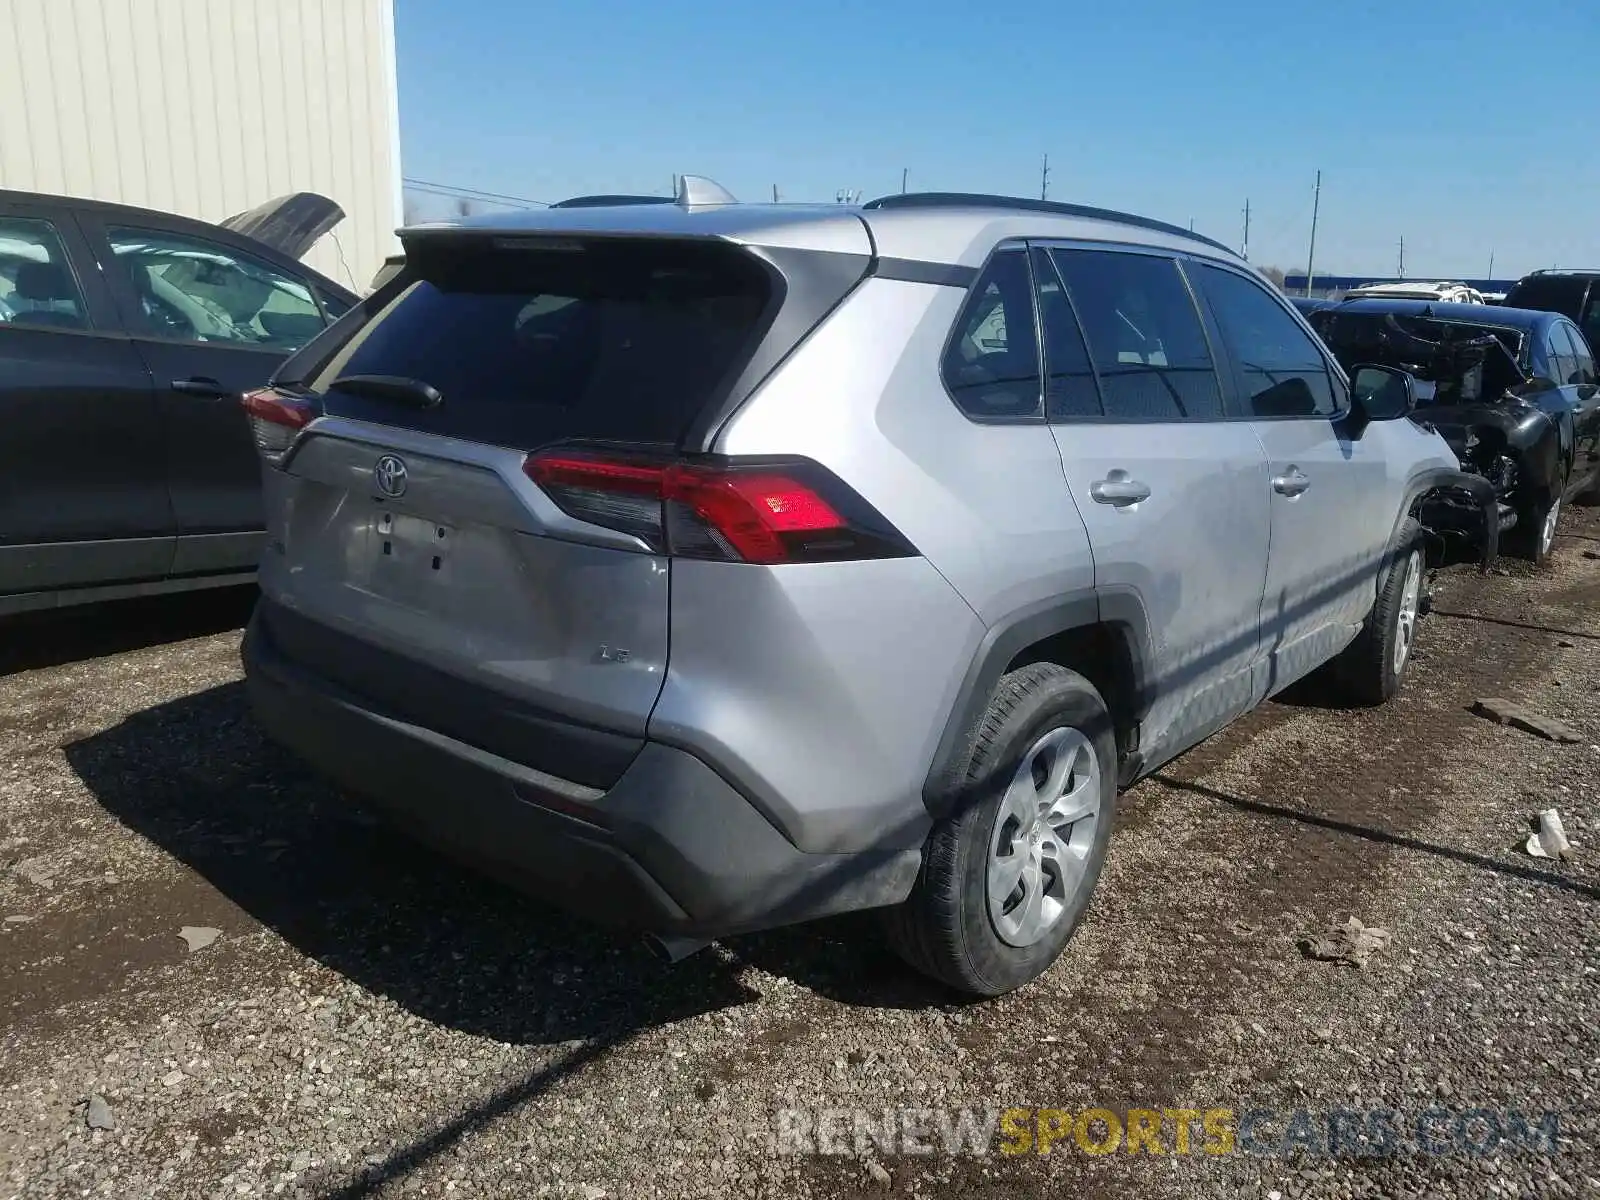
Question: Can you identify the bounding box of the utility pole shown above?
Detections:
[1304,169,1322,298]
[1242,198,1250,261]
[1189,218,1195,232]
[1040,154,1050,201]
[901,167,908,195]
[772,184,780,203]
[1397,236,1405,279]
[1488,250,1496,279]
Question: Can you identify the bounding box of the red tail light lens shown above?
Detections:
[242,388,317,461]
[524,450,914,565]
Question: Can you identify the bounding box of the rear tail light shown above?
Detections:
[524,450,916,565]
[242,388,317,462]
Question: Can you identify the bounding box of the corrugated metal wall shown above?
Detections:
[0,0,401,290]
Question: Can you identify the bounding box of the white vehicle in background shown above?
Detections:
[1341,280,1487,305]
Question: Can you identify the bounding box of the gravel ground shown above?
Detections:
[2,511,1598,1200]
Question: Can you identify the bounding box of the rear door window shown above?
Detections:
[1569,323,1597,384]
[309,238,775,449]
[1546,323,1579,385]
[1030,247,1102,419]
[1574,299,1600,370]
[1049,248,1223,421]
[0,217,89,331]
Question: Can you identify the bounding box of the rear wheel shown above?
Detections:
[1507,483,1563,565]
[881,664,1117,997]
[1334,518,1426,706]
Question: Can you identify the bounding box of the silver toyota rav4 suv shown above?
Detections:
[241,180,1483,997]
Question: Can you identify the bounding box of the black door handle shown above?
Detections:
[171,377,234,399]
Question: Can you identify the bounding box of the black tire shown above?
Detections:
[1334,517,1427,706]
[1506,486,1562,565]
[881,663,1117,997]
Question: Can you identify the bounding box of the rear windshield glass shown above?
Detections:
[308,238,774,449]
[1503,275,1589,320]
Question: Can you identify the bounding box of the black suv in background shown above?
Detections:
[1502,270,1600,352]
[0,189,359,615]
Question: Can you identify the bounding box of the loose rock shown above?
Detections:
[179,925,222,952]
[1470,698,1583,743]
[1300,916,1393,969]
[85,1094,114,1131]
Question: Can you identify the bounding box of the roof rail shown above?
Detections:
[1525,266,1600,276]
[549,193,672,209]
[862,192,1234,255]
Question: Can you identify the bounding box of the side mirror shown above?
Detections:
[1350,363,1416,421]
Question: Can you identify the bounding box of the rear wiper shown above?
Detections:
[330,374,443,409]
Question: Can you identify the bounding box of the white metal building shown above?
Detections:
[0,0,401,291]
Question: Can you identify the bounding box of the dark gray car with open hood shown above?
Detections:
[0,188,360,614]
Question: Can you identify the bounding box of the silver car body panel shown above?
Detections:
[260,418,671,735]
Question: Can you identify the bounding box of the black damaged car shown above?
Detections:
[1307,298,1600,564]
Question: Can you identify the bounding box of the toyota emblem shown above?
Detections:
[374,454,408,498]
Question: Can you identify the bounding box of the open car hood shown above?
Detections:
[219,192,345,261]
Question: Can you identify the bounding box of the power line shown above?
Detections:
[401,177,550,209]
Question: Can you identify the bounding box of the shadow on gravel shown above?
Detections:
[313,1038,615,1200]
[729,916,958,1010]
[63,682,761,1050]
[1258,670,1355,711]
[1429,608,1600,642]
[1155,775,1600,901]
[0,586,259,677]
[63,682,949,1194]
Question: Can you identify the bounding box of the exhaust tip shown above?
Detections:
[644,934,711,964]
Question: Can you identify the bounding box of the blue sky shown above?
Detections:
[395,0,1599,280]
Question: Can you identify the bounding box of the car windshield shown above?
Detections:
[1311,311,1526,405]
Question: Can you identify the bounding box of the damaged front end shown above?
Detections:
[1415,469,1501,571]
[1313,307,1526,569]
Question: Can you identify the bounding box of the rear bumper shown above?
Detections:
[242,610,920,938]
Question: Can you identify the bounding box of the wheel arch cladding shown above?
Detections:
[921,591,1153,818]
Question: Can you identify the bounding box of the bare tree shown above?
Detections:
[1257,265,1287,288]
